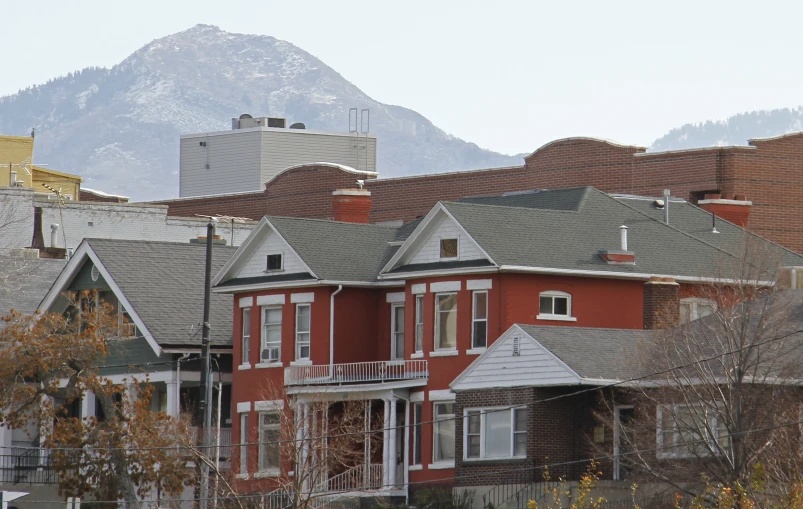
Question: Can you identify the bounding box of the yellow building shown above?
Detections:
[0,134,82,199]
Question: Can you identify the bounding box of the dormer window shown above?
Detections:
[440,239,458,259]
[537,291,576,322]
[266,254,283,272]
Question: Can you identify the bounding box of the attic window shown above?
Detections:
[266,254,283,272]
[440,239,458,259]
[90,265,100,282]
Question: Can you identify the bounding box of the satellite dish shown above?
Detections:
[239,113,253,119]
[289,122,306,129]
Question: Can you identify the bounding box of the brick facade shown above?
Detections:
[642,279,680,330]
[152,134,803,253]
[454,388,594,486]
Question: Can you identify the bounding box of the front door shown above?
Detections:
[614,406,634,481]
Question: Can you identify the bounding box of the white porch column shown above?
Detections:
[81,391,96,420]
[382,398,390,488]
[403,399,410,489]
[300,403,310,493]
[165,381,179,417]
[388,398,398,488]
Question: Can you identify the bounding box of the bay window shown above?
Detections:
[464,407,527,460]
[435,293,457,350]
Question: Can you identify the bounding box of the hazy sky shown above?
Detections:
[3,0,803,155]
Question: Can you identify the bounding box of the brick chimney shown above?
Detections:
[599,225,635,265]
[697,193,751,227]
[332,189,372,223]
[643,276,680,329]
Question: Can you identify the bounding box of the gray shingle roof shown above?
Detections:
[266,216,399,282]
[459,187,589,211]
[0,257,67,328]
[440,188,803,279]
[86,239,237,347]
[517,324,648,381]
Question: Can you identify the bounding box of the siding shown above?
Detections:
[261,130,377,182]
[408,216,485,265]
[99,336,165,376]
[180,131,263,197]
[452,330,579,390]
[237,231,308,278]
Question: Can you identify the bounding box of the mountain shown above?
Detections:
[651,107,803,152]
[0,25,521,201]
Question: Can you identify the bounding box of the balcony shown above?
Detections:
[285,360,428,386]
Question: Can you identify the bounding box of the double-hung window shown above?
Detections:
[391,304,405,360]
[258,412,281,473]
[413,402,423,465]
[537,291,574,321]
[656,404,728,458]
[472,291,488,349]
[415,295,424,354]
[464,407,527,460]
[242,308,251,365]
[239,414,249,474]
[434,294,457,350]
[261,307,282,363]
[295,304,311,360]
[433,403,455,463]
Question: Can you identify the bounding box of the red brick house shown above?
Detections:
[211,186,803,504]
[156,133,803,254]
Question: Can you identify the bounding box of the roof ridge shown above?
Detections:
[85,238,237,248]
[440,199,584,214]
[264,215,400,229]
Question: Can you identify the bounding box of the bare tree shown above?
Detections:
[241,380,379,509]
[610,239,803,498]
[0,292,194,507]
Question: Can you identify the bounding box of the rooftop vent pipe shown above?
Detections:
[663,189,670,225]
[50,224,60,248]
[619,225,628,251]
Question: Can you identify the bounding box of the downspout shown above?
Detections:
[329,285,343,370]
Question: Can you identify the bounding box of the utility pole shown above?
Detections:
[197,220,215,509]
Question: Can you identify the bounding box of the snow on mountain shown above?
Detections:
[0,25,521,201]
[651,107,803,152]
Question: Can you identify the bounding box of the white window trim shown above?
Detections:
[655,404,726,459]
[410,352,424,359]
[432,402,456,464]
[258,410,281,474]
[239,297,254,308]
[295,303,311,361]
[265,252,284,273]
[429,390,455,402]
[291,292,315,304]
[412,283,427,295]
[255,362,284,369]
[439,237,460,260]
[237,401,252,413]
[415,294,424,354]
[430,350,459,357]
[434,292,458,351]
[239,413,249,475]
[463,406,527,461]
[466,348,486,356]
[679,297,718,323]
[386,292,405,304]
[257,294,286,306]
[466,279,493,291]
[471,290,488,349]
[241,308,251,366]
[391,303,405,360]
[536,290,575,321]
[261,306,282,364]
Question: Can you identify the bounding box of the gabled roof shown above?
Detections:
[213,216,399,290]
[39,239,237,351]
[383,187,803,280]
[451,324,647,391]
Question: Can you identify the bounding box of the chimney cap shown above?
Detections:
[619,225,628,230]
[332,189,371,197]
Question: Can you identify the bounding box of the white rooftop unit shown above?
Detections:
[180,114,377,198]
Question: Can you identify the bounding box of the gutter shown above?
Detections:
[330,285,343,370]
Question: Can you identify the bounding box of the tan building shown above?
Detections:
[0,134,82,199]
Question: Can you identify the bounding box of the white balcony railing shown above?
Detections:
[325,464,384,492]
[285,360,428,386]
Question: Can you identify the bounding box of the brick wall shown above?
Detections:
[79,189,129,203]
[643,279,680,330]
[454,387,593,486]
[152,134,803,253]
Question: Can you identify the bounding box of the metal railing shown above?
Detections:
[285,360,428,386]
[482,479,561,509]
[326,464,383,492]
[0,452,59,485]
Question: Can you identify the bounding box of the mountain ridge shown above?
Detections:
[0,24,522,201]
